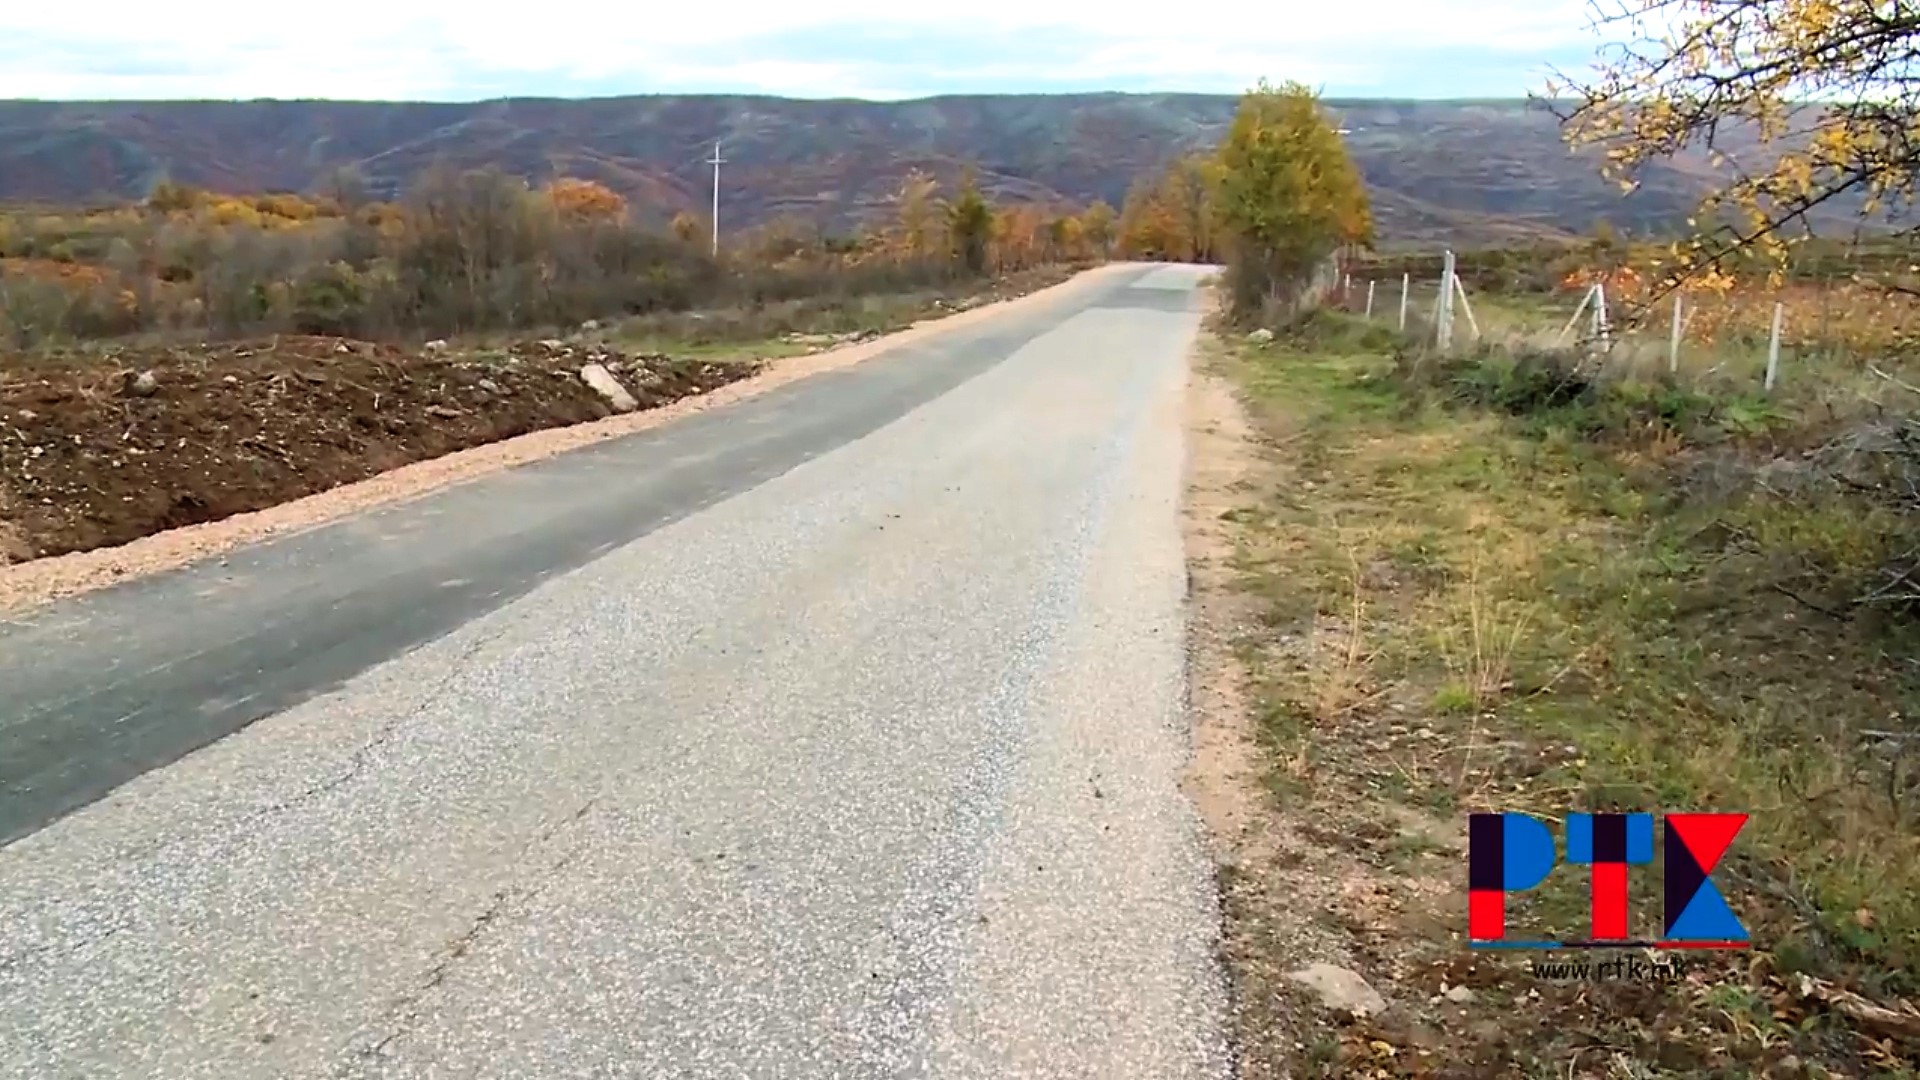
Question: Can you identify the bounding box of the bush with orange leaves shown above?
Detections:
[1558,264,1643,295]
[542,178,627,223]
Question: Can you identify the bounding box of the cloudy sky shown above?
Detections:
[1,1,1605,101]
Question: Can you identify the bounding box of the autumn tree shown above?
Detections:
[992,204,1046,271]
[896,169,941,260]
[1212,79,1372,318]
[947,170,994,275]
[1116,153,1222,262]
[670,211,705,247]
[1118,177,1188,260]
[1551,0,1920,291]
[1080,200,1116,258]
[147,181,203,214]
[1048,214,1085,260]
[399,167,550,329]
[543,178,627,223]
[1165,153,1222,261]
[253,193,319,222]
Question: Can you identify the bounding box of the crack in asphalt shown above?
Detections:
[331,799,600,1077]
[259,627,510,818]
[0,925,122,980]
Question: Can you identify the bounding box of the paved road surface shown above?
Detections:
[0,263,1229,1078]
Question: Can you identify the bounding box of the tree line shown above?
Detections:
[2,84,1370,346]
[1115,80,1374,323]
[0,166,1112,347]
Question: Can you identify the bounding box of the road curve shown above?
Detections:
[0,263,1229,1078]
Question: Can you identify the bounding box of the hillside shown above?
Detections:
[0,94,1855,244]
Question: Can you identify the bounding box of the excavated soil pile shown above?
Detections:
[0,336,756,562]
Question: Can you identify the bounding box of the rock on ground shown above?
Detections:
[579,363,638,413]
[1287,963,1387,1019]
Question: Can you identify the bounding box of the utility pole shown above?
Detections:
[705,140,726,256]
[706,141,725,255]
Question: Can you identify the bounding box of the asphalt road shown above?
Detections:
[0,263,1230,1079]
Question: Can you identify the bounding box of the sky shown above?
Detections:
[0,1,1607,102]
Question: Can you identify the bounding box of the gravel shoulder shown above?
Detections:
[1180,320,1377,1077]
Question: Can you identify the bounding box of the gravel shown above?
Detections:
[0,263,1228,1078]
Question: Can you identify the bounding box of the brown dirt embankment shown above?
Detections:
[0,264,1128,616]
[0,337,746,561]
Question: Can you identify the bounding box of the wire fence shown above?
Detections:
[1328,251,1920,403]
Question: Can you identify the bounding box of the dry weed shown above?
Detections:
[1304,552,1382,725]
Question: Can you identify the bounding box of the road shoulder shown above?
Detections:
[1181,318,1459,1077]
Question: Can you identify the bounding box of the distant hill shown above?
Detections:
[0,94,1864,245]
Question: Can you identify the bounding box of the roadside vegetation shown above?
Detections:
[1205,302,1920,1076]
[1181,48,1920,1078]
[0,163,1105,566]
[0,166,1110,348]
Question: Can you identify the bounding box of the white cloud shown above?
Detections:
[0,1,1605,99]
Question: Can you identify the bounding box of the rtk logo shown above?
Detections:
[1467,811,1750,950]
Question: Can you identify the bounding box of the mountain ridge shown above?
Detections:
[0,92,1802,244]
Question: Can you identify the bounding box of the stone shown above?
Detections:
[1247,328,1276,345]
[425,404,465,419]
[1287,963,1386,1018]
[581,319,601,332]
[129,370,159,397]
[1444,985,1477,1004]
[477,379,503,394]
[579,364,638,413]
[334,342,351,354]
[424,339,449,353]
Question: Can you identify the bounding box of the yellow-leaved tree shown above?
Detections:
[1079,200,1116,259]
[896,170,942,260]
[1212,79,1371,320]
[1117,176,1186,260]
[1116,152,1221,262]
[1550,0,1920,290]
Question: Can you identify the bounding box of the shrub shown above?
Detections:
[291,261,365,336]
[0,162,1101,346]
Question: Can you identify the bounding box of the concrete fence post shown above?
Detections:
[1765,302,1784,391]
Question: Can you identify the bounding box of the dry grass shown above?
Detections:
[1305,554,1381,724]
[1435,555,1535,713]
[1206,308,1920,1077]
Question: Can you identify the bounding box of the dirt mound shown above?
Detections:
[0,335,755,561]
